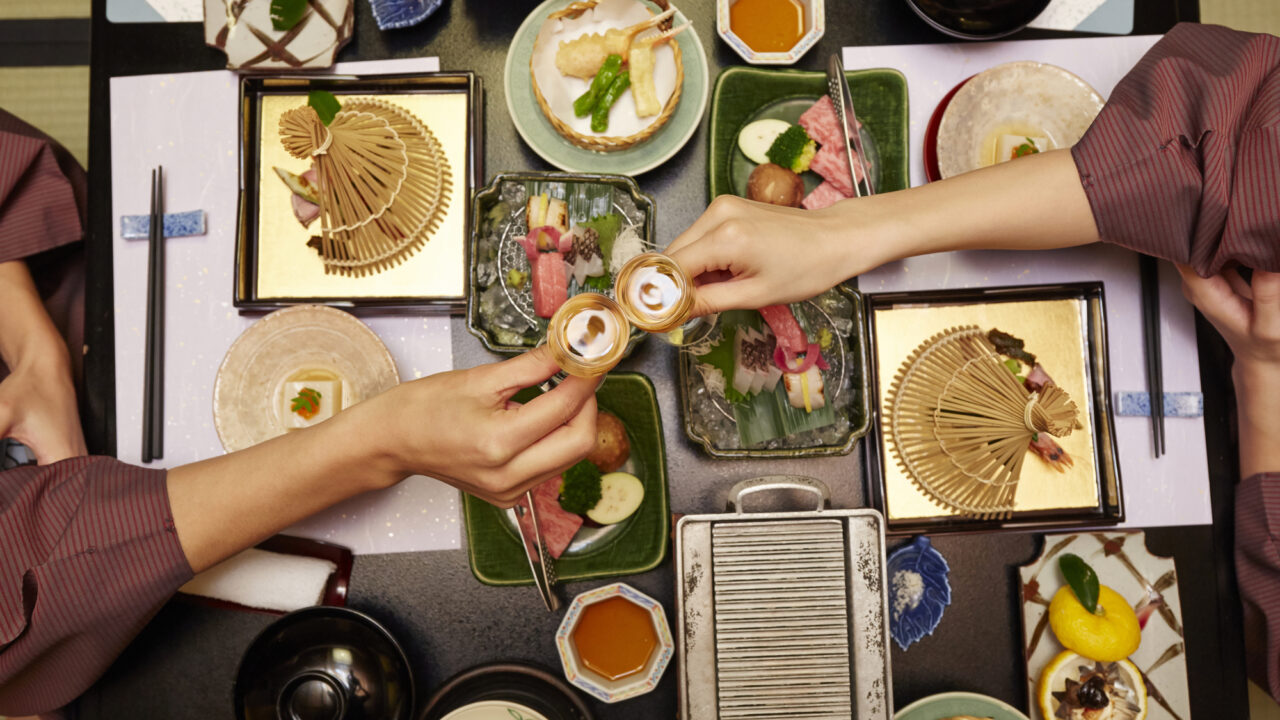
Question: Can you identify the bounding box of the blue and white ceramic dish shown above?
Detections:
[886,535,952,650]
[555,582,673,703]
[368,0,442,30]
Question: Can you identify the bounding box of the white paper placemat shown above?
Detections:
[110,57,465,554]
[845,36,1213,529]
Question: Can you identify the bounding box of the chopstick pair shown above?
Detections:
[1139,254,1165,457]
[142,167,165,463]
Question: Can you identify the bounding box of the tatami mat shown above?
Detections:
[0,66,90,167]
[0,0,90,19]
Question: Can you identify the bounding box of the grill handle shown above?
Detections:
[726,475,831,513]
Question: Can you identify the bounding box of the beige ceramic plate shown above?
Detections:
[213,305,399,452]
[936,61,1103,179]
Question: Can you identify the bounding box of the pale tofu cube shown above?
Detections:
[284,380,341,429]
[996,134,1050,163]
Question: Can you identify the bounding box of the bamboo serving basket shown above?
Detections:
[531,0,683,153]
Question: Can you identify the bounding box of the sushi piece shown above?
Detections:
[563,226,606,286]
[782,366,826,412]
[809,143,861,199]
[758,305,809,356]
[801,181,848,211]
[533,251,569,318]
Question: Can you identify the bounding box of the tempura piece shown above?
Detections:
[554,6,675,79]
[628,23,687,118]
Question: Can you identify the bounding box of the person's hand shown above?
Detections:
[356,346,598,506]
[0,350,86,465]
[665,195,881,316]
[1177,265,1280,477]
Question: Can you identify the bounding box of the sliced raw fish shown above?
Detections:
[515,477,584,559]
[802,181,848,210]
[758,330,783,392]
[758,305,809,356]
[562,226,605,286]
[533,252,568,318]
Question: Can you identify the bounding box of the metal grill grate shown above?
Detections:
[711,519,852,719]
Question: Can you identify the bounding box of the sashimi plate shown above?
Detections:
[708,66,909,201]
[463,372,671,585]
[677,285,870,458]
[468,172,655,354]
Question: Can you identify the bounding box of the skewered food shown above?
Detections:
[553,6,675,79]
[629,24,688,118]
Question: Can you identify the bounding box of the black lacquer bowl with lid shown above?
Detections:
[235,606,414,720]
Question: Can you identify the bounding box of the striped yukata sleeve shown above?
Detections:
[1237,473,1280,699]
[1072,23,1280,275]
[0,110,85,264]
[0,458,193,715]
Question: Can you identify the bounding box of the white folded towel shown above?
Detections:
[179,548,337,613]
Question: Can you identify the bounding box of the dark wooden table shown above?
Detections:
[80,0,1246,718]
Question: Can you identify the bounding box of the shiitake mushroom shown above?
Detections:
[746,163,804,208]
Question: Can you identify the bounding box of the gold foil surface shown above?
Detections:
[874,298,1099,521]
[254,92,469,300]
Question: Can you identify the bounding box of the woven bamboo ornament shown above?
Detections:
[886,326,1078,519]
[279,98,451,276]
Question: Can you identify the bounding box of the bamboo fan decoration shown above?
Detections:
[886,326,1078,519]
[279,98,451,276]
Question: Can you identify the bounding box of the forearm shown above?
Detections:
[166,401,400,573]
[0,260,68,371]
[829,149,1100,277]
[1234,362,1280,479]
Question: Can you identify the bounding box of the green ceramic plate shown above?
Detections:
[894,691,1030,720]
[464,372,670,586]
[708,66,909,200]
[503,0,710,176]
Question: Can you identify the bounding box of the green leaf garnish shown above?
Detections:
[1059,553,1100,615]
[308,90,342,127]
[581,275,611,292]
[270,0,307,31]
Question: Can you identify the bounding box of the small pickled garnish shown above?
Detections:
[1078,674,1111,710]
[291,387,322,419]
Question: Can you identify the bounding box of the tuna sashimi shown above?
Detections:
[515,477,584,559]
[809,143,864,199]
[758,305,809,356]
[798,95,844,149]
[801,181,848,210]
[533,252,568,318]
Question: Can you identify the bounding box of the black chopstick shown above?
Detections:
[1139,254,1165,457]
[142,166,165,462]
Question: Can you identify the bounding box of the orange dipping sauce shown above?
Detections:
[729,0,806,54]
[572,596,658,681]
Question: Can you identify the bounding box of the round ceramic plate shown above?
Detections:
[213,305,399,453]
[894,691,1030,720]
[935,61,1103,179]
[504,0,710,175]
